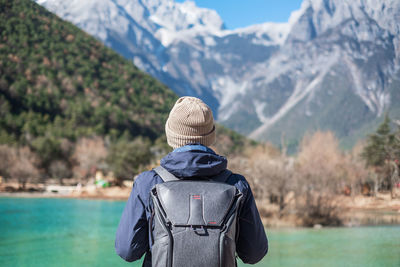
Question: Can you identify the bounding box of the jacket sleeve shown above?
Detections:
[115,178,149,262]
[236,183,268,264]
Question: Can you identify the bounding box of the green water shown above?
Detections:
[1,198,399,267]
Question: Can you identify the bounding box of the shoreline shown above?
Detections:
[0,191,128,201]
[0,182,132,201]
[2,188,400,228]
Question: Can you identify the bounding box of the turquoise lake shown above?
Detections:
[1,197,399,267]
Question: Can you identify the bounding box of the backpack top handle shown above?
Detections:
[153,166,232,183]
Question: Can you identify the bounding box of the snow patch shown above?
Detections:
[249,49,340,139]
[211,77,249,121]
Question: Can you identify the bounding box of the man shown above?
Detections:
[115,96,268,266]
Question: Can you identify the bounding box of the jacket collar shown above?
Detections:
[172,143,216,154]
[160,144,227,178]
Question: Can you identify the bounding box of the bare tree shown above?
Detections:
[0,145,12,178]
[295,131,345,226]
[49,160,72,184]
[346,141,370,196]
[71,137,108,180]
[228,131,375,226]
[229,144,294,217]
[8,146,40,189]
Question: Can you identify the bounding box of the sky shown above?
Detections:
[175,0,304,29]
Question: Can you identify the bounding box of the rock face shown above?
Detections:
[36,0,400,147]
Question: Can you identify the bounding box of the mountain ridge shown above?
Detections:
[35,0,400,148]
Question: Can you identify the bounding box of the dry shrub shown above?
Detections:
[297,193,341,226]
[297,132,369,195]
[345,141,370,195]
[229,144,294,217]
[0,145,12,177]
[297,131,346,192]
[49,160,72,183]
[0,145,40,189]
[72,137,107,179]
[229,131,371,226]
[228,144,277,198]
[295,131,349,225]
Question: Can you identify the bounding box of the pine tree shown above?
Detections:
[362,114,400,197]
[394,120,400,161]
[362,114,395,167]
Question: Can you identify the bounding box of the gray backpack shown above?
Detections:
[150,166,243,267]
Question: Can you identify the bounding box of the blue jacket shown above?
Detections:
[115,144,268,266]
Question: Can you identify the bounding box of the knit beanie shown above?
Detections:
[165,96,216,149]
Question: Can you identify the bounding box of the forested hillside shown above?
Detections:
[0,0,177,142]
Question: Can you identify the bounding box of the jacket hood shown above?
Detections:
[160,148,227,178]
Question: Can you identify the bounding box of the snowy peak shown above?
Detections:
[286,0,400,42]
[228,22,290,45]
[148,0,224,32]
[35,0,285,47]
[35,0,225,47]
[149,0,224,46]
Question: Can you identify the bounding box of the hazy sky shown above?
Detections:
[175,0,303,29]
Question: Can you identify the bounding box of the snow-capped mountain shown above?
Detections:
[35,0,400,147]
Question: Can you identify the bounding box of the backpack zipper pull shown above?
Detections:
[166,221,172,230]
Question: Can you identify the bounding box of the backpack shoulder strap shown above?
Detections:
[153,165,180,182]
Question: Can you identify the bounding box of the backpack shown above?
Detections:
[149,166,243,267]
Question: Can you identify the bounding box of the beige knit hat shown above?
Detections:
[165,96,216,149]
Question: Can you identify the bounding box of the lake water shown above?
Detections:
[1,197,399,267]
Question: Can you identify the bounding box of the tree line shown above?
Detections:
[228,114,400,226]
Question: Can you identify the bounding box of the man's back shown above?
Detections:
[115,144,268,266]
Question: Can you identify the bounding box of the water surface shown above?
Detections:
[0,197,399,266]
